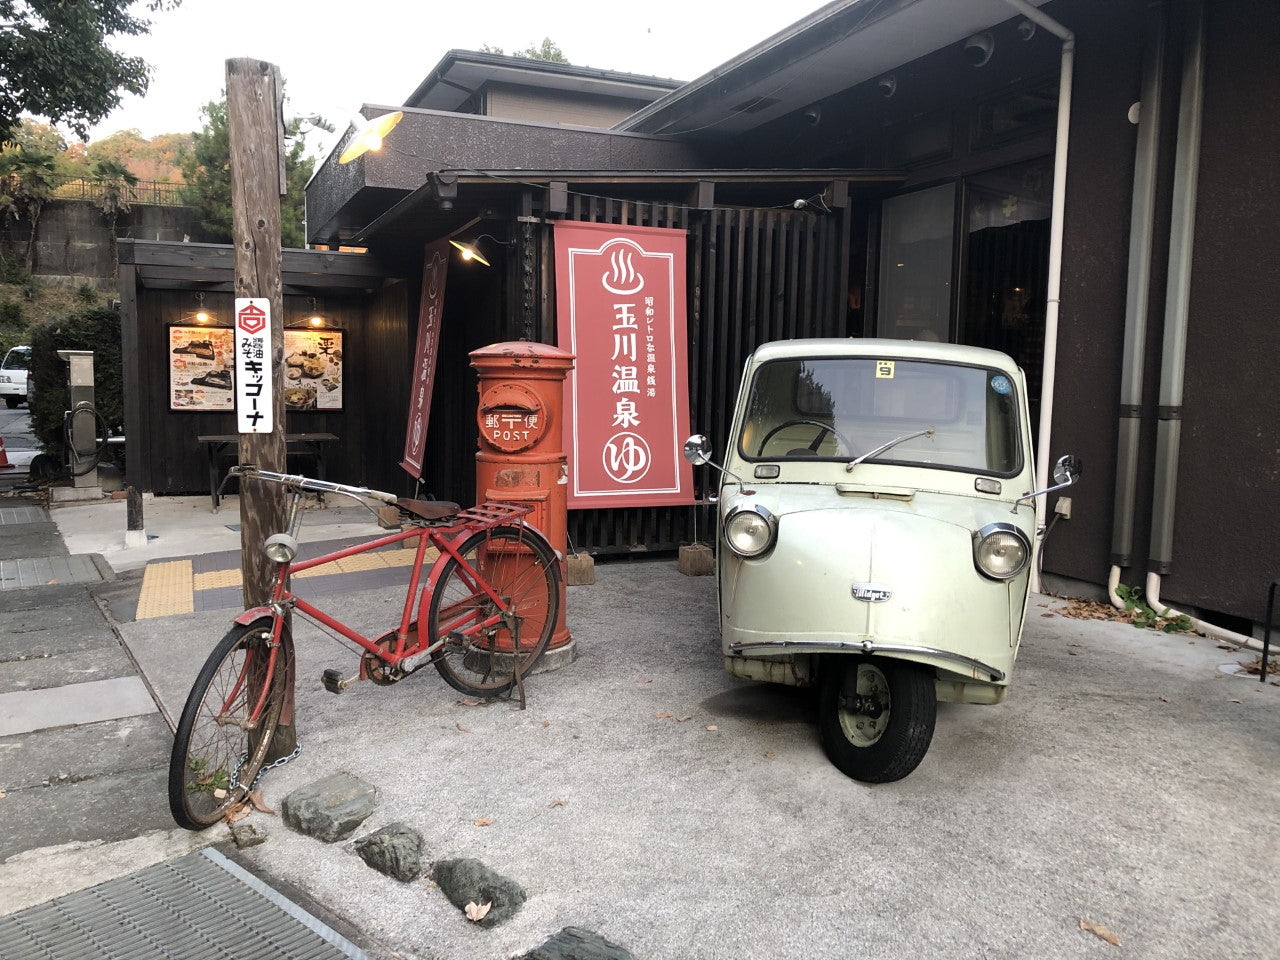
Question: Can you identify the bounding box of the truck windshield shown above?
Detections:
[2,349,29,370]
[739,357,1022,476]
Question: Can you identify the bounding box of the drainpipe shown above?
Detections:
[1003,0,1073,592]
[1108,1,1167,605]
[1138,0,1263,651]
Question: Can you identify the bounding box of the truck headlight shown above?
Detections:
[973,523,1030,580]
[723,505,777,558]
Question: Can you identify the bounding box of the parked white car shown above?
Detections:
[0,345,30,408]
[684,338,1080,783]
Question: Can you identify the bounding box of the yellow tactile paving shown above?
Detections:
[136,559,195,620]
[193,568,243,590]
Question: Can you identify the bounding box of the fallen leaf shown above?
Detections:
[1158,696,1170,703]
[764,751,775,759]
[456,722,472,733]
[473,817,493,827]
[676,716,693,722]
[456,697,485,707]
[542,719,550,727]
[1218,644,1235,651]
[224,802,252,824]
[636,678,653,685]
[248,789,275,815]
[0,790,6,799]
[547,799,567,809]
[655,711,674,719]
[464,901,492,922]
[212,788,227,800]
[706,724,718,731]
[1041,612,1054,618]
[1230,699,1242,704]
[1078,919,1120,946]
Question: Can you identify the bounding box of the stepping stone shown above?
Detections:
[281,773,376,843]
[519,926,635,960]
[353,822,423,882]
[433,857,526,927]
[231,822,268,849]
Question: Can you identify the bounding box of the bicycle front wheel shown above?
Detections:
[429,524,560,697]
[168,619,289,830]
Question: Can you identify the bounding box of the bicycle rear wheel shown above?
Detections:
[168,619,289,830]
[429,524,560,697]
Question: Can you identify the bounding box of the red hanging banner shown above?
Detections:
[401,240,449,478]
[555,221,693,508]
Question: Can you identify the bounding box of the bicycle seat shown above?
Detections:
[397,498,460,521]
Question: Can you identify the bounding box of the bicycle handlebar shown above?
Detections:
[231,466,399,505]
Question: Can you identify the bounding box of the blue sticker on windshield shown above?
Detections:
[990,374,1012,395]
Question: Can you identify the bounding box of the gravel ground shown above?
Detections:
[121,559,1280,960]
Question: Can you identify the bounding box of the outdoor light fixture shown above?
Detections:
[449,234,511,268]
[338,110,404,164]
[184,292,216,325]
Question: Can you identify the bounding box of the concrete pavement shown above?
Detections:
[2,459,1278,957]
[112,562,1280,959]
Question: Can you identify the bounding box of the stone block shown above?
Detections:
[566,553,595,586]
[518,926,635,960]
[281,773,376,843]
[353,821,423,882]
[433,857,526,927]
[677,543,715,576]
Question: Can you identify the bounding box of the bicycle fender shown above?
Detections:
[234,606,276,626]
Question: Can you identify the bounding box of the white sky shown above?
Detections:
[84,0,817,155]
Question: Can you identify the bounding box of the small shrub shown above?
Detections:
[21,278,38,300]
[2,261,27,284]
[29,306,123,458]
[0,299,22,326]
[76,284,98,305]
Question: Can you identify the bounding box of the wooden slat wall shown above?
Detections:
[132,288,402,495]
[535,199,850,555]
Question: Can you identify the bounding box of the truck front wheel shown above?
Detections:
[818,657,936,783]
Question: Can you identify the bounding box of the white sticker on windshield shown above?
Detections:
[876,360,895,379]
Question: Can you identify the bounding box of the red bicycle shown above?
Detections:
[168,466,561,830]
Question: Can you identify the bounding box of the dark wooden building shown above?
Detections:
[305,0,1277,633]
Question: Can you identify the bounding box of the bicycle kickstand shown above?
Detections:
[507,611,527,711]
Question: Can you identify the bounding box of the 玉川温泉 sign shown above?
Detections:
[554,221,693,508]
[234,298,272,433]
[401,240,449,478]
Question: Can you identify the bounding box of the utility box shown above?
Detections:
[57,349,99,492]
[470,341,575,650]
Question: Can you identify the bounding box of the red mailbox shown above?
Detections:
[470,341,574,649]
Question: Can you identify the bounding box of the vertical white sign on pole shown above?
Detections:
[234,297,273,433]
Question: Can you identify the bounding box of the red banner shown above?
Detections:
[401,240,449,478]
[555,221,693,508]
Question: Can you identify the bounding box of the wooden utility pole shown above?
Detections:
[227,57,293,756]
[227,57,287,606]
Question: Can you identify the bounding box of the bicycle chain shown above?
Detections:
[227,740,303,797]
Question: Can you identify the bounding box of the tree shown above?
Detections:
[0,146,57,273]
[178,97,327,249]
[0,1,183,143]
[90,157,137,273]
[480,38,569,62]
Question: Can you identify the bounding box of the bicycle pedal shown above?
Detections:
[321,668,356,694]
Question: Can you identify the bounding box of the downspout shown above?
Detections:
[1137,0,1262,650]
[1002,0,1074,593]
[1108,1,1167,604]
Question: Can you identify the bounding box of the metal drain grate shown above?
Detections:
[0,849,367,960]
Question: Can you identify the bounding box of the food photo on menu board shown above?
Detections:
[283,329,344,411]
[169,325,234,411]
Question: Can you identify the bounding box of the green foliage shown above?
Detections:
[0,1,183,142]
[178,97,318,248]
[480,38,569,62]
[0,146,58,272]
[1114,583,1194,633]
[76,284,98,305]
[0,299,21,325]
[29,306,123,456]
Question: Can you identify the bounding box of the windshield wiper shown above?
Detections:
[845,428,935,472]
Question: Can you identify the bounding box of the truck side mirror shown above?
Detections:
[1052,454,1082,486]
[683,434,713,466]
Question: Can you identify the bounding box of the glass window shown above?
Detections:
[739,357,1021,476]
[877,184,955,343]
[2,348,29,371]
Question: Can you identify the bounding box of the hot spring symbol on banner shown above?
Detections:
[555,221,693,509]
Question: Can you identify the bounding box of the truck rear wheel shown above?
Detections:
[818,657,936,783]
